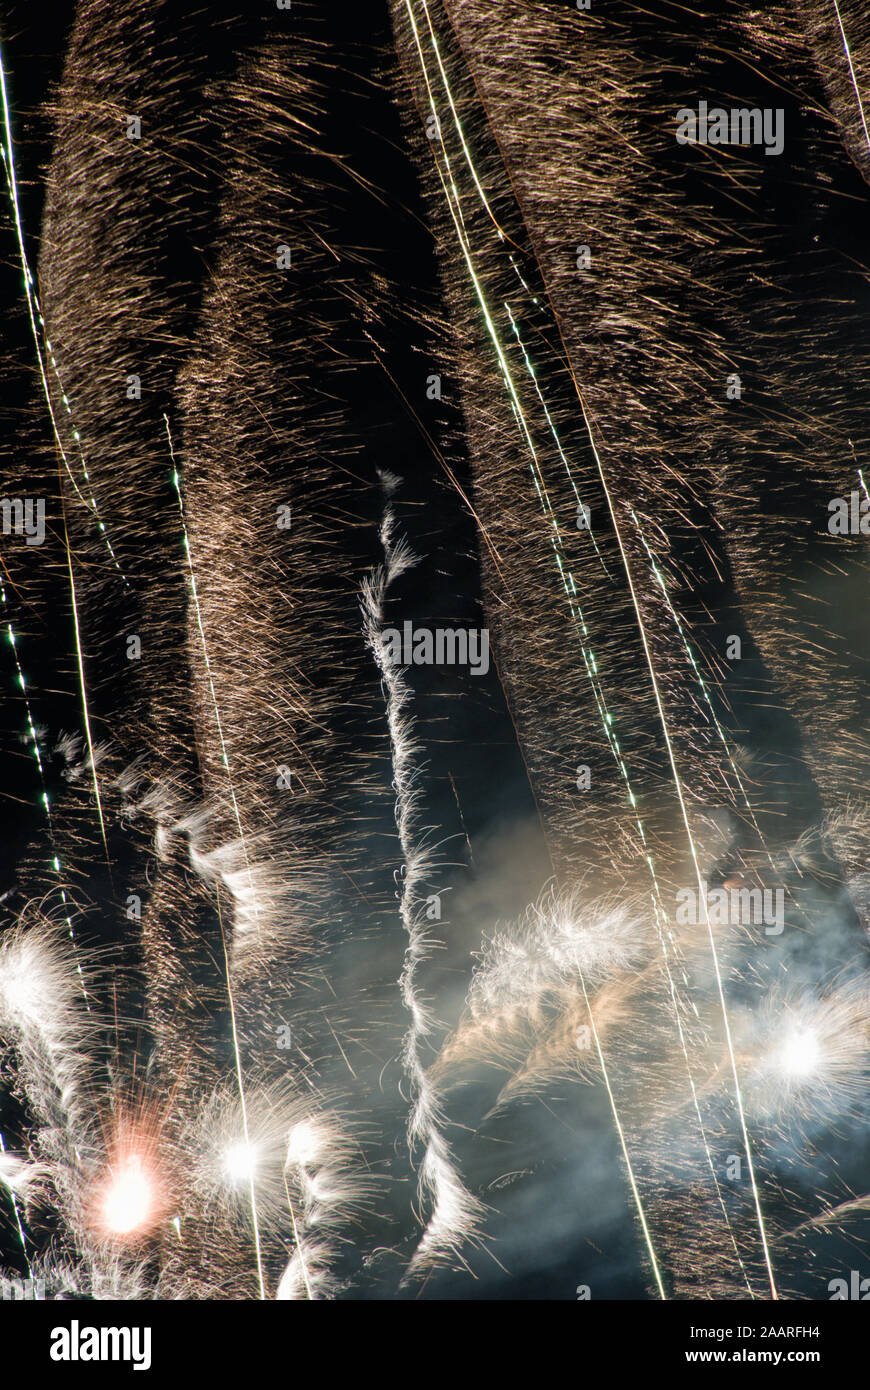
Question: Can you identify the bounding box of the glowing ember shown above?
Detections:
[101,1155,153,1235]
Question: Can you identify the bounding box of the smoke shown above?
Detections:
[0,0,868,1300]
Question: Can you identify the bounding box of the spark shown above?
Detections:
[0,43,126,579]
[165,416,260,938]
[739,985,869,1124]
[165,416,266,1295]
[0,43,111,869]
[62,537,110,863]
[285,1121,322,1169]
[831,0,870,153]
[0,581,90,1007]
[224,1141,258,1185]
[577,392,779,1298]
[0,1132,33,1277]
[778,1028,821,1079]
[402,0,758,1295]
[101,1154,155,1237]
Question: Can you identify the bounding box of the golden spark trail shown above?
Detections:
[56,505,110,863]
[215,887,266,1300]
[406,2,678,938]
[0,574,91,1008]
[405,8,639,857]
[577,399,779,1299]
[165,416,266,1298]
[0,44,127,583]
[416,3,604,572]
[631,515,779,881]
[403,2,763,1290]
[164,415,261,934]
[831,0,870,151]
[403,0,670,1292]
[1,44,111,864]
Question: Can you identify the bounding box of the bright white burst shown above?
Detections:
[285,1121,323,1170]
[223,1141,258,1185]
[735,982,870,1126]
[777,1027,821,1079]
[102,1156,154,1236]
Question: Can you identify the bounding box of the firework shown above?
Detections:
[0,0,868,1305]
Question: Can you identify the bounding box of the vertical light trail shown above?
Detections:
[164,415,260,933]
[831,0,870,152]
[0,43,126,581]
[402,0,669,1292]
[61,528,110,861]
[0,574,91,1009]
[1,41,112,865]
[504,306,612,578]
[215,886,266,1300]
[165,417,265,1297]
[0,1130,34,1281]
[575,395,779,1299]
[403,0,762,1292]
[574,966,666,1299]
[631,516,779,882]
[282,1176,313,1299]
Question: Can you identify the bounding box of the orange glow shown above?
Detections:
[101,1153,155,1234]
[90,1105,169,1241]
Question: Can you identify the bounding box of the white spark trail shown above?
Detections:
[362,479,483,1271]
[577,398,779,1299]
